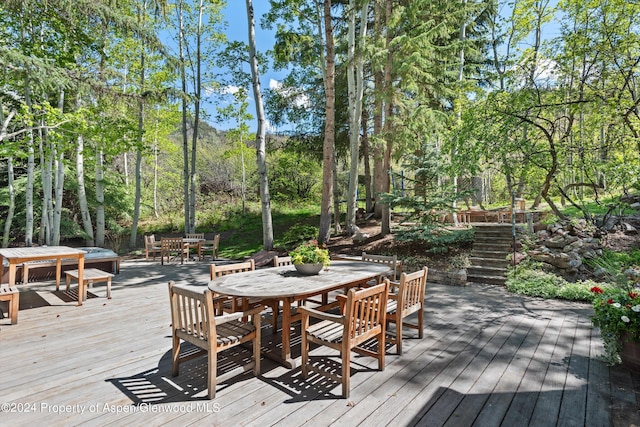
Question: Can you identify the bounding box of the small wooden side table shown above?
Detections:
[0,285,19,324]
[65,268,113,304]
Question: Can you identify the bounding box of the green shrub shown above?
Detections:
[279,224,319,248]
[506,264,608,302]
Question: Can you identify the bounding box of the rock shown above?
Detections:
[630,202,640,210]
[545,236,568,249]
[623,222,638,234]
[604,217,618,231]
[352,231,370,243]
[564,239,584,252]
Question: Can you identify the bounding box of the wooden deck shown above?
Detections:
[1,258,640,426]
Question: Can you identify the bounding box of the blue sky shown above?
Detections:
[215,2,287,132]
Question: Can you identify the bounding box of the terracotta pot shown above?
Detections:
[620,333,640,373]
[294,263,323,275]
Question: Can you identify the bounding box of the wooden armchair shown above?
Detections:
[168,282,261,399]
[300,281,389,398]
[385,267,428,355]
[160,237,189,265]
[210,260,277,329]
[144,235,162,261]
[200,234,220,261]
[272,255,292,267]
[185,233,205,260]
[362,252,401,281]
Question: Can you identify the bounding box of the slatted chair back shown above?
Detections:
[144,235,162,261]
[200,234,220,260]
[210,259,255,280]
[209,259,264,316]
[362,252,401,280]
[160,237,188,265]
[185,233,205,240]
[300,281,389,398]
[273,256,292,267]
[168,281,261,399]
[342,282,389,346]
[385,267,428,355]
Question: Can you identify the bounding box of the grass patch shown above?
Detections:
[506,262,606,302]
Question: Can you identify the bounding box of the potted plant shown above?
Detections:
[446,254,470,285]
[289,240,331,275]
[591,280,640,370]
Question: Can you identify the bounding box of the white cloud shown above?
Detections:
[269,79,310,109]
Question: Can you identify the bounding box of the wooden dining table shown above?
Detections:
[0,246,86,305]
[208,260,390,368]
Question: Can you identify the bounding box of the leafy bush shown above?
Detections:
[506,264,605,302]
[279,224,319,248]
[395,226,474,253]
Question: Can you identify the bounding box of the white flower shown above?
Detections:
[632,305,640,312]
[613,303,622,308]
[622,316,631,323]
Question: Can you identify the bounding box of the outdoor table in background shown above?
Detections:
[208,260,390,368]
[0,246,86,306]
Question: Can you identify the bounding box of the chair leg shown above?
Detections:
[253,314,261,376]
[341,350,351,398]
[378,333,385,371]
[171,336,180,377]
[301,321,309,378]
[207,348,217,399]
[9,291,19,324]
[396,314,403,355]
[418,305,424,339]
[271,301,279,332]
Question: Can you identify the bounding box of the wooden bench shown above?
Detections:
[65,268,114,304]
[0,285,19,324]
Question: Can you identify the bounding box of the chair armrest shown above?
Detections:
[298,306,343,324]
[386,279,400,293]
[215,311,245,324]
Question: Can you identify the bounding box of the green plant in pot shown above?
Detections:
[289,240,330,274]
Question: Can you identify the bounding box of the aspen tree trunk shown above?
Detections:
[130,1,147,249]
[380,0,393,235]
[372,0,384,219]
[0,109,15,247]
[318,0,336,244]
[177,0,190,233]
[2,157,15,248]
[95,147,106,247]
[24,80,35,247]
[345,0,369,234]
[51,150,65,245]
[246,0,274,250]
[76,133,95,245]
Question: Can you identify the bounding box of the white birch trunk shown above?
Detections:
[24,81,35,247]
[345,0,368,234]
[2,157,15,248]
[76,133,95,245]
[246,0,273,250]
[0,110,15,247]
[52,149,64,245]
[96,147,105,247]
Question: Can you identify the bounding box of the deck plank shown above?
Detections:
[1,259,639,426]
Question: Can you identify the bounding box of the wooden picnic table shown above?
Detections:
[208,260,390,368]
[0,246,86,305]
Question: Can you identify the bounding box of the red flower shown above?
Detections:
[607,299,614,304]
[590,286,603,294]
[629,291,639,299]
